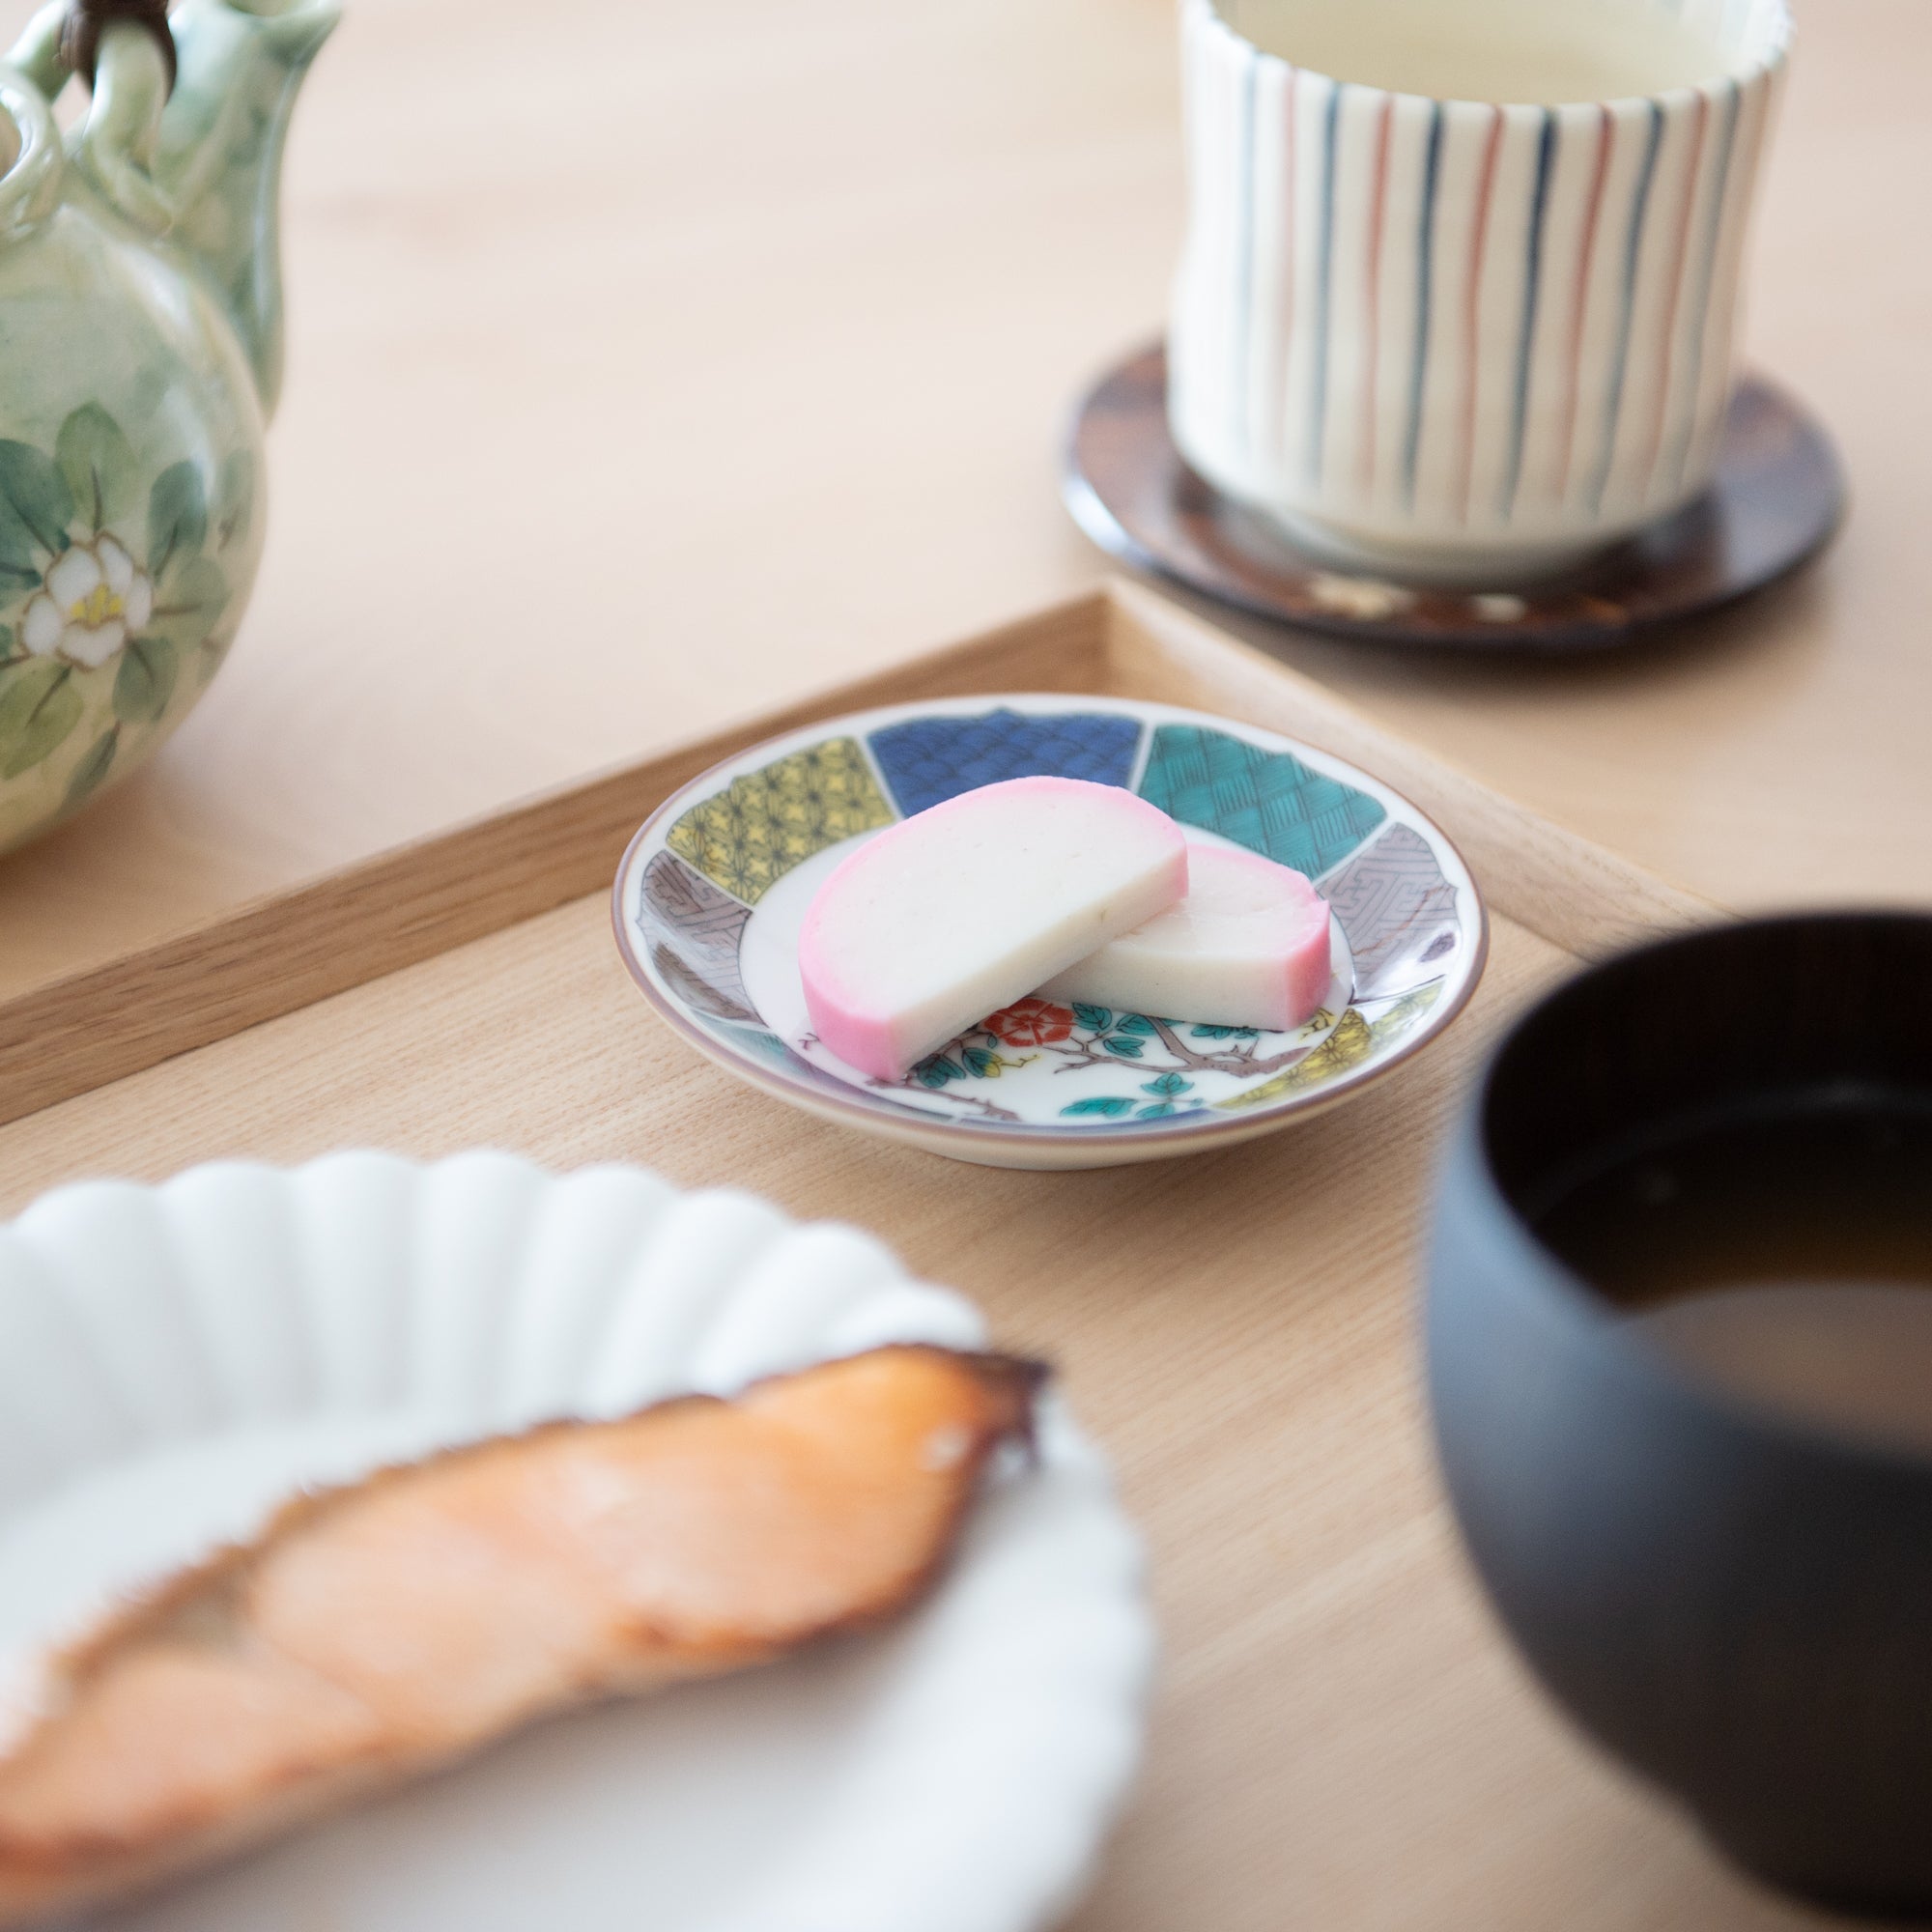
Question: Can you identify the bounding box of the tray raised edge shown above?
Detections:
[0,583,1720,1131]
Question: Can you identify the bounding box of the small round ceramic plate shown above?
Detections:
[613,695,1488,1169]
[0,1152,1151,1932]
[1064,342,1844,652]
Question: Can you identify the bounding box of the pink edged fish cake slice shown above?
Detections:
[799,777,1188,1080]
[1039,841,1334,1032]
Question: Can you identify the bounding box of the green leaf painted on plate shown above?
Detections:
[0,440,74,561]
[961,1045,1001,1078]
[1070,1004,1112,1034]
[114,635,178,723]
[55,405,136,531]
[1116,1012,1156,1036]
[0,659,81,777]
[62,727,117,810]
[148,462,208,576]
[1101,1036,1144,1058]
[1061,1095,1134,1119]
[1142,1072,1191,1096]
[1190,1023,1259,1040]
[913,1055,963,1089]
[1137,1101,1179,1119]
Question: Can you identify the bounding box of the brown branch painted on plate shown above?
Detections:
[919,1092,1026,1124]
[1037,1015,1325,1080]
[1145,1016,1320,1078]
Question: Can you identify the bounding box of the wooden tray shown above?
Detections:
[4,586,1838,1931]
[0,585,1709,1129]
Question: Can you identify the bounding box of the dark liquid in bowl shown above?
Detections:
[1531,1094,1932,1452]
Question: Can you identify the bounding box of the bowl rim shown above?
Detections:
[1189,0,1794,115]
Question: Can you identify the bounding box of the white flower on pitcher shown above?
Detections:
[19,535,154,668]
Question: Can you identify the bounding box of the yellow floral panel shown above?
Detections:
[665,737,895,904]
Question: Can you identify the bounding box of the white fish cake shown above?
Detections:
[1040,841,1332,1032]
[799,777,1188,1079]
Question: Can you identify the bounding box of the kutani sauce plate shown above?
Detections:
[612,696,1488,1169]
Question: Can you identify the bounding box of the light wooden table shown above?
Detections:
[0,591,1828,1932]
[0,0,1922,1924]
[1,0,1928,1004]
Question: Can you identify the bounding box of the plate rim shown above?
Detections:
[611,692,1492,1157]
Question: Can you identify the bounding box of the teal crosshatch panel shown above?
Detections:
[1137,725,1386,877]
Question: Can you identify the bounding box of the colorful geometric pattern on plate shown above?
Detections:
[666,736,895,904]
[615,696,1487,1170]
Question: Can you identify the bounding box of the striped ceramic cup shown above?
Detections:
[1170,0,1791,583]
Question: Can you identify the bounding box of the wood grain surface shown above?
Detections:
[0,1,1919,1921]
[0,596,1102,1124]
[0,0,1928,1009]
[0,883,1841,1931]
[0,587,1720,1124]
[0,596,1802,1931]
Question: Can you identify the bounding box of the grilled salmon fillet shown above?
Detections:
[0,1344,1043,1926]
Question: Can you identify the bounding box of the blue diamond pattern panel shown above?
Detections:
[867,708,1143,818]
[1137,725,1387,877]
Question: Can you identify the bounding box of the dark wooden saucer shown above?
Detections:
[1063,342,1845,652]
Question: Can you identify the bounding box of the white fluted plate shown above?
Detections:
[0,1151,1152,1932]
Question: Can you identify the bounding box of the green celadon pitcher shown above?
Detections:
[0,0,335,853]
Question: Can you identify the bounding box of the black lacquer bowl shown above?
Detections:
[1426,914,1932,1919]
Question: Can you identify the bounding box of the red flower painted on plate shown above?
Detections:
[983,998,1076,1048]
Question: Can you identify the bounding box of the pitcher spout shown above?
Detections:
[149,0,340,418]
